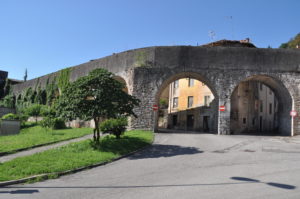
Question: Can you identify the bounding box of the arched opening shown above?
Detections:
[155,72,218,133]
[114,76,129,94]
[230,75,293,136]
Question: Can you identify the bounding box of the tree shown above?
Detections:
[24,68,28,82]
[279,33,300,48]
[56,68,140,142]
[24,104,44,123]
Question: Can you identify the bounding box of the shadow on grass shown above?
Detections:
[89,136,203,159]
[89,136,150,156]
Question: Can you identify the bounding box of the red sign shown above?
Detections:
[219,105,225,111]
[290,110,297,117]
[153,104,158,111]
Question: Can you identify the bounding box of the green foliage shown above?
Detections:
[0,130,153,182]
[45,78,59,106]
[40,117,66,129]
[40,106,56,117]
[0,94,15,108]
[24,104,44,122]
[135,50,147,67]
[56,68,140,142]
[159,98,168,108]
[100,118,128,139]
[279,33,300,48]
[57,68,71,94]
[1,113,19,120]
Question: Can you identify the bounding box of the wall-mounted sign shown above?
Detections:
[219,105,225,111]
[153,104,158,111]
[290,110,297,117]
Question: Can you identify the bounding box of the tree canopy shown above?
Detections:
[56,68,140,141]
[279,33,300,49]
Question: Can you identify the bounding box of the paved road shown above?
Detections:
[2,133,300,199]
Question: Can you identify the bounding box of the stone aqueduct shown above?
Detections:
[12,46,300,136]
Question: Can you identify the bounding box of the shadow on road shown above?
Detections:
[2,177,296,195]
[127,144,203,159]
[0,189,39,194]
[231,177,296,190]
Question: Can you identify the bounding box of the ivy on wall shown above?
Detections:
[0,68,72,112]
[57,68,71,94]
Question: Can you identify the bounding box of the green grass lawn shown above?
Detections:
[0,125,92,154]
[0,130,153,182]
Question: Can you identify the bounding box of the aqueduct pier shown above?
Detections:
[12,46,300,136]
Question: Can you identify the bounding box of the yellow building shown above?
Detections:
[168,78,214,113]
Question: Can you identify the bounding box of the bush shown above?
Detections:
[1,113,19,120]
[40,117,66,129]
[100,118,127,139]
[40,106,56,117]
[24,104,44,123]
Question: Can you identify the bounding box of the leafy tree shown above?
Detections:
[56,68,140,142]
[279,33,300,48]
[0,94,15,108]
[24,104,44,123]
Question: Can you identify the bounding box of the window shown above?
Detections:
[173,80,179,89]
[188,78,194,87]
[188,96,193,108]
[269,103,272,114]
[173,97,178,108]
[204,95,211,106]
[243,118,247,124]
[260,100,263,112]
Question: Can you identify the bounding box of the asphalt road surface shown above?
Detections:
[2,132,300,199]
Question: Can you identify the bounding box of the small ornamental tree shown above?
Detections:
[24,104,44,123]
[56,68,140,142]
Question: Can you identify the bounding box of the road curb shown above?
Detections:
[0,141,153,187]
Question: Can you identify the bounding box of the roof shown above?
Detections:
[202,39,256,48]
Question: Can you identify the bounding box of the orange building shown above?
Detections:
[168,78,214,113]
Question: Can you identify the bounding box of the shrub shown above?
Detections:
[100,118,127,139]
[1,113,19,120]
[24,104,44,123]
[40,117,66,129]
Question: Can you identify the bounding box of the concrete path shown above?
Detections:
[0,134,93,163]
[2,133,300,199]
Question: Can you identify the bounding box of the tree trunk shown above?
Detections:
[93,117,100,142]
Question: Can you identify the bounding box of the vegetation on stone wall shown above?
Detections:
[135,50,147,67]
[57,68,71,94]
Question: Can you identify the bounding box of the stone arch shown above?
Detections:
[154,71,219,133]
[114,76,129,94]
[230,74,293,136]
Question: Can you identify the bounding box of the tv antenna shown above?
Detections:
[225,16,234,39]
[208,30,216,41]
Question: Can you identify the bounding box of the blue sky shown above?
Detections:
[0,0,299,80]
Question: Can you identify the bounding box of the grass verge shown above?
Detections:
[0,130,153,182]
[0,125,92,154]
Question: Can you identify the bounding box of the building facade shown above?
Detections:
[230,81,278,134]
[158,78,215,132]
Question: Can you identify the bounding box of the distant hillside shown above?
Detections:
[279,33,300,48]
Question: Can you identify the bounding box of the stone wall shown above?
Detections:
[10,46,300,136]
[0,107,15,118]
